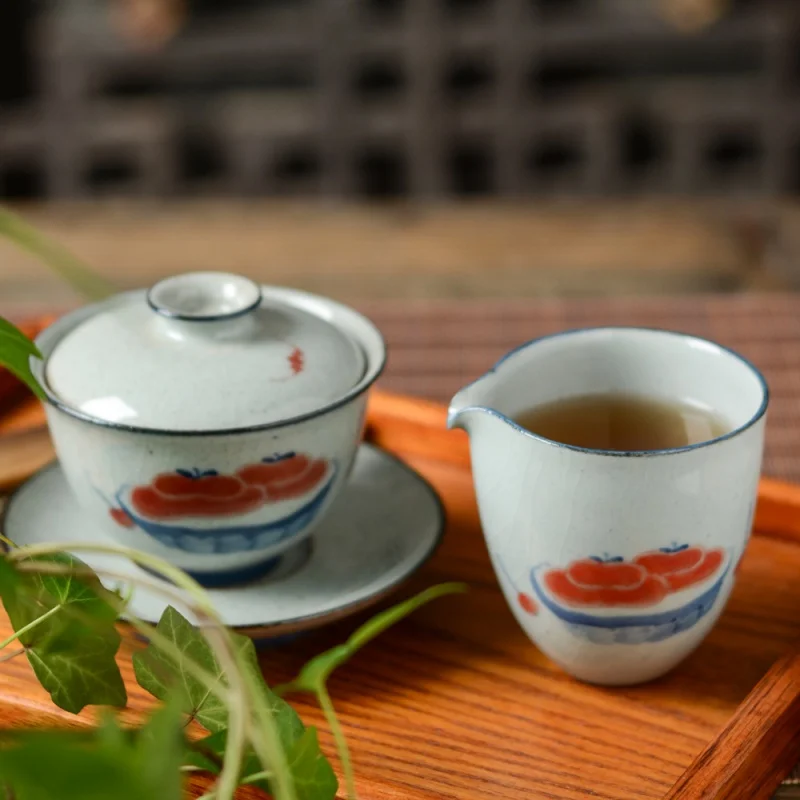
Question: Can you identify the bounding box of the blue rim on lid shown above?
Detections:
[35,281,387,436]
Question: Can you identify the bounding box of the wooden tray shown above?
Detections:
[3,389,800,799]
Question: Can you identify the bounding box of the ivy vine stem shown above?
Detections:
[0,533,18,549]
[0,207,116,301]
[0,604,61,650]
[236,654,298,800]
[318,685,357,800]
[239,770,272,786]
[0,647,24,664]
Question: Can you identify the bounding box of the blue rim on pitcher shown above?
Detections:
[447,326,769,458]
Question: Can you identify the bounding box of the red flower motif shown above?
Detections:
[543,545,725,610]
[127,455,330,521]
[237,454,327,502]
[132,473,265,519]
[567,558,644,589]
[545,561,669,609]
[634,546,725,593]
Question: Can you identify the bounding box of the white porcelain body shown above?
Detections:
[34,285,385,586]
[4,445,446,636]
[43,397,366,584]
[449,328,768,686]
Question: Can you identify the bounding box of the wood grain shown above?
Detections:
[2,390,800,798]
[0,426,56,493]
[665,646,800,799]
[366,390,468,470]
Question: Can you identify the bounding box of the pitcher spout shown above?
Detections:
[447,402,481,432]
[449,342,535,435]
[447,383,498,433]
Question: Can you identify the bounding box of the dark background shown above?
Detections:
[1,0,798,200]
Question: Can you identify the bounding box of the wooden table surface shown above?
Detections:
[3,438,800,799]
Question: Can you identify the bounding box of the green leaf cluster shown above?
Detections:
[133,606,337,800]
[0,699,185,800]
[0,553,126,713]
[1,548,465,800]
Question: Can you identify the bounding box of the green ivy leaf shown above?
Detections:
[0,554,20,596]
[133,607,305,746]
[182,731,226,775]
[132,606,230,733]
[131,696,186,800]
[278,582,468,693]
[0,317,44,399]
[0,318,39,354]
[0,728,137,800]
[135,607,337,798]
[0,703,185,800]
[186,727,336,800]
[286,728,339,800]
[0,553,126,713]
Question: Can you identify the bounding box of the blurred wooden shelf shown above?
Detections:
[0,199,790,315]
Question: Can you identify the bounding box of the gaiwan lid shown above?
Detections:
[44,272,367,432]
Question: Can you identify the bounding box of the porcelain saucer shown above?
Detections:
[2,444,445,640]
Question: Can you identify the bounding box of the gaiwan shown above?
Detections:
[33,271,386,586]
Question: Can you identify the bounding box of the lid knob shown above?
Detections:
[147,272,262,321]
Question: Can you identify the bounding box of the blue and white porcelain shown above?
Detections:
[449,327,768,686]
[2,444,445,634]
[31,272,386,586]
[114,462,338,555]
[527,551,731,645]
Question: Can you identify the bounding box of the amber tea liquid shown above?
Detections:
[514,393,731,452]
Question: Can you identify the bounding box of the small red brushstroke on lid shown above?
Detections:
[288,347,304,376]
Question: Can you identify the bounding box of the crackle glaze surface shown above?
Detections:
[3,445,445,635]
[42,393,367,583]
[32,277,386,583]
[449,327,767,685]
[42,276,369,430]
